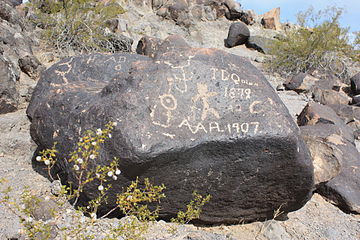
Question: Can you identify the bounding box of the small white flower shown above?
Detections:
[108,133,112,138]
[126,195,133,201]
[96,173,100,178]
[98,185,104,191]
[36,156,42,161]
[96,128,103,136]
[44,196,50,201]
[66,209,72,214]
[112,122,117,126]
[20,204,26,209]
[44,160,51,166]
[73,165,80,171]
[91,141,97,146]
[115,169,121,175]
[107,171,113,177]
[27,217,33,222]
[90,212,97,219]
[79,138,83,142]
[112,175,118,181]
[87,206,90,209]
[77,158,83,164]
[89,154,96,160]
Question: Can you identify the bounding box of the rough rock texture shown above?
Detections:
[350,72,360,95]
[0,55,19,114]
[144,0,249,26]
[353,94,360,106]
[225,22,250,48]
[136,35,162,58]
[298,102,360,213]
[0,0,43,113]
[313,88,351,105]
[27,36,313,223]
[261,8,281,31]
[245,35,273,54]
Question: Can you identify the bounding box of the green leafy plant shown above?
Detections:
[27,0,129,55]
[171,191,211,224]
[266,6,357,78]
[1,122,211,239]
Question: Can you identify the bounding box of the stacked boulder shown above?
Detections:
[28,35,314,223]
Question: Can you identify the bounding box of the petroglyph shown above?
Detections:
[249,98,275,114]
[150,93,178,128]
[210,67,259,86]
[192,83,220,121]
[224,87,251,99]
[164,55,195,94]
[178,119,260,135]
[54,57,74,84]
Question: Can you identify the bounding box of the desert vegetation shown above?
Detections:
[0,122,210,239]
[27,0,131,55]
[266,6,359,78]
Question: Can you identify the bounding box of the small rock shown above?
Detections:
[245,35,273,54]
[50,180,62,196]
[18,55,43,79]
[136,36,162,58]
[225,22,250,48]
[276,84,285,91]
[313,88,351,106]
[261,7,281,30]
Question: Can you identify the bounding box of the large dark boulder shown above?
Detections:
[0,55,19,114]
[27,36,313,223]
[225,22,250,48]
[298,102,360,213]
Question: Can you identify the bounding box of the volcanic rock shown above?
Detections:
[298,102,360,213]
[261,7,281,30]
[350,72,360,95]
[225,22,250,48]
[27,36,313,223]
[245,35,273,54]
[0,55,19,114]
[136,36,162,58]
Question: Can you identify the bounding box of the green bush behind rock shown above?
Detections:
[266,6,359,78]
[27,0,129,55]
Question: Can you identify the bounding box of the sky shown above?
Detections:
[238,0,359,33]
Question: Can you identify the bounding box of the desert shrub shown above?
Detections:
[266,6,357,78]
[27,0,130,55]
[0,122,211,239]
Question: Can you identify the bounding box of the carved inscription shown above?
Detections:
[149,60,271,137]
[178,120,259,135]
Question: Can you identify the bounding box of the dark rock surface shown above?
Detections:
[27,36,313,223]
[136,36,162,58]
[350,72,360,95]
[298,102,360,213]
[225,22,250,48]
[0,55,19,114]
[245,36,273,54]
[352,94,360,106]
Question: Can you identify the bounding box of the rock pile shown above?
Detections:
[28,35,314,223]
[0,1,43,114]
